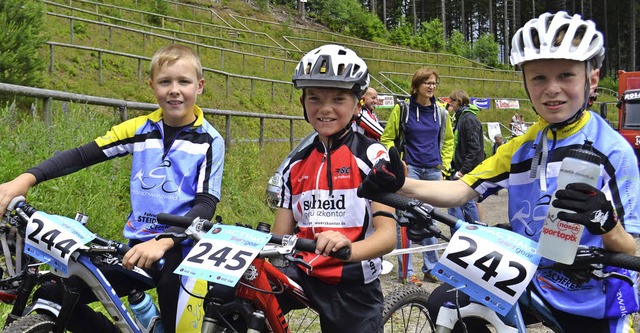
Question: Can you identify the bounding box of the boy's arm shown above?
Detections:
[399,178,478,208]
[272,208,296,236]
[347,202,396,261]
[0,142,108,215]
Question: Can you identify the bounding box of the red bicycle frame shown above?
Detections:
[233,257,311,333]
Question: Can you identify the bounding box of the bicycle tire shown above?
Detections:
[381,285,435,333]
[2,313,56,333]
[285,307,321,333]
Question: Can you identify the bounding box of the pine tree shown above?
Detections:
[0,0,48,87]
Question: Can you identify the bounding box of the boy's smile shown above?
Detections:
[150,58,204,127]
[303,87,358,145]
[523,59,599,124]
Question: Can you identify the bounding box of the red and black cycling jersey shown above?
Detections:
[279,130,388,284]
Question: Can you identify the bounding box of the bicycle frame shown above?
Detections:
[203,257,312,333]
[370,192,640,333]
[1,199,158,333]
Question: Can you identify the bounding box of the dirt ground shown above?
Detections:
[378,189,640,332]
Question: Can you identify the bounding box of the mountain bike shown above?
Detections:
[365,191,640,333]
[0,196,164,333]
[155,213,351,333]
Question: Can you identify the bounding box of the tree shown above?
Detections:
[0,0,47,88]
[471,33,501,67]
[447,30,472,57]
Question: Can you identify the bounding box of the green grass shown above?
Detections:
[0,101,296,322]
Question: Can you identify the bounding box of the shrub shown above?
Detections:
[0,0,48,88]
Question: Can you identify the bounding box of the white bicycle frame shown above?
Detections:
[382,243,561,333]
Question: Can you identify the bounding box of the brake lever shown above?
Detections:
[284,254,312,272]
[155,232,187,243]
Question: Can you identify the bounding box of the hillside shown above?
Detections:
[37,0,541,124]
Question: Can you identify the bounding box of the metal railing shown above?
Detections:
[0,83,306,151]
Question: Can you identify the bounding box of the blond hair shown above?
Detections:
[149,45,203,80]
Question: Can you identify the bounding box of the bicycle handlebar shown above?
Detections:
[157,213,351,260]
[8,199,165,270]
[368,192,462,229]
[367,193,640,274]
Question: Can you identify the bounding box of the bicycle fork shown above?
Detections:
[201,297,266,333]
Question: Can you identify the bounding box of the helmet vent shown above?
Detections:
[572,25,587,50]
[337,63,345,75]
[530,29,540,49]
[319,60,328,74]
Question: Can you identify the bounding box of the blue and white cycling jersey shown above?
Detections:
[95,106,224,241]
[462,111,640,319]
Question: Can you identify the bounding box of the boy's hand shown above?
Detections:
[357,147,405,198]
[123,238,174,270]
[314,230,352,260]
[0,174,36,215]
[553,183,617,235]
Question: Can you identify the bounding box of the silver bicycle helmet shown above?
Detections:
[292,44,369,94]
[510,11,604,68]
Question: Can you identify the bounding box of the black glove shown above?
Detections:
[553,183,617,235]
[357,146,405,198]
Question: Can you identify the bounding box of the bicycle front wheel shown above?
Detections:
[382,285,435,333]
[285,307,321,333]
[2,313,56,333]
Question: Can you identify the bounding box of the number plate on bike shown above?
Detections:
[432,225,540,316]
[175,225,270,287]
[24,212,96,277]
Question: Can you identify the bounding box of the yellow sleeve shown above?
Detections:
[380,104,401,150]
[440,112,455,174]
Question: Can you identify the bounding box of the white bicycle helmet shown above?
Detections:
[510,11,604,68]
[292,44,369,94]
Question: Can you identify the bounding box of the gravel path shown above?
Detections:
[378,189,640,332]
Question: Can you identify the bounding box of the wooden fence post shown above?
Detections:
[225,115,231,150]
[44,97,53,126]
[259,117,265,150]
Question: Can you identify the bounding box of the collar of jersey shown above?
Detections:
[528,111,591,140]
[147,105,204,127]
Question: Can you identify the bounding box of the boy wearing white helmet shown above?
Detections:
[359,12,640,332]
[272,44,396,332]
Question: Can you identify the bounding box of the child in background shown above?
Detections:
[0,44,225,333]
[272,44,396,332]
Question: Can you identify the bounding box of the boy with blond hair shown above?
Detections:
[360,12,640,332]
[0,44,224,332]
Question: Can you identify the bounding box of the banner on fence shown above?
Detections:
[472,98,491,109]
[376,95,397,108]
[495,99,520,109]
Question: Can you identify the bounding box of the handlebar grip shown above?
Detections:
[294,237,351,261]
[599,252,640,272]
[368,192,460,229]
[157,213,196,228]
[115,243,165,271]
